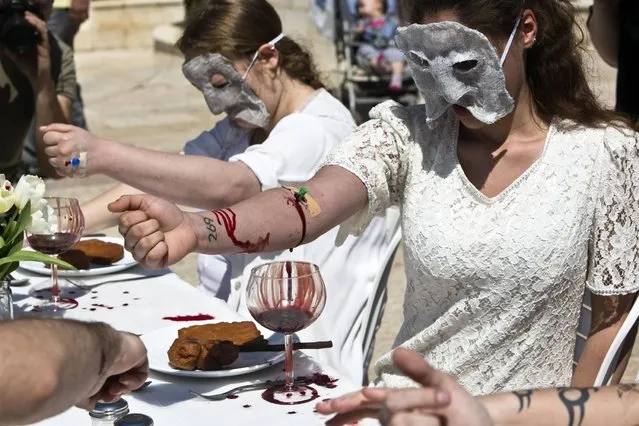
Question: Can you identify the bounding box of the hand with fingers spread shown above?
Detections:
[108,194,197,269]
[316,348,494,426]
[77,332,149,410]
[41,123,104,177]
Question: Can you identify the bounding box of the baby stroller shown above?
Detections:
[311,0,419,123]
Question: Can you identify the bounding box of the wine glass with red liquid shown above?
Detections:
[246,261,326,405]
[26,197,84,312]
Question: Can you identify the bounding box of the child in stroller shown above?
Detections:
[354,0,405,91]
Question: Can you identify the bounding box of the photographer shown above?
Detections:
[0,0,76,180]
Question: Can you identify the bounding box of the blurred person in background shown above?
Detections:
[588,0,639,120]
[21,0,89,178]
[354,0,405,91]
[0,0,77,181]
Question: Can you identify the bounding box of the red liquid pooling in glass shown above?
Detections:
[253,307,313,333]
[162,314,215,322]
[28,233,79,255]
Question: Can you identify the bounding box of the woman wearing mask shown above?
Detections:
[41,0,395,386]
[111,0,639,394]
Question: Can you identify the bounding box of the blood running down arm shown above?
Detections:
[191,166,368,255]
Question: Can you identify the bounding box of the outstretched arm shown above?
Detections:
[41,124,261,209]
[482,384,639,426]
[81,183,144,233]
[109,166,368,268]
[0,319,148,425]
[317,348,639,426]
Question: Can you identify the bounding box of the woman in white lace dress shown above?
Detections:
[112,0,639,395]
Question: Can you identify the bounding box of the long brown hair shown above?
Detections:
[400,0,637,130]
[177,0,324,90]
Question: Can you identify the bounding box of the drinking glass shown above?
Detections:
[26,197,84,311]
[246,261,326,405]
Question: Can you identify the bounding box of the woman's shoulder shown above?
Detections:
[368,100,425,142]
[295,89,356,126]
[277,89,355,137]
[554,118,638,154]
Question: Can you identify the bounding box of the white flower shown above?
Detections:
[13,175,46,212]
[27,207,53,234]
[0,180,14,215]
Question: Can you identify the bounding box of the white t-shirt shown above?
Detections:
[182,89,399,385]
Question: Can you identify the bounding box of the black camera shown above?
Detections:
[0,0,43,54]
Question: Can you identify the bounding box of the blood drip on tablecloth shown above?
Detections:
[226,395,239,400]
[92,303,114,310]
[162,314,215,322]
[242,404,251,408]
[287,411,297,415]
[261,373,338,406]
[308,373,338,389]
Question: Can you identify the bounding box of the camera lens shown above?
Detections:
[0,6,38,53]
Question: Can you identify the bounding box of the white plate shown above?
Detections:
[19,236,137,277]
[141,320,286,378]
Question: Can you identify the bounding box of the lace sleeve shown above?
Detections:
[587,126,639,295]
[321,100,411,242]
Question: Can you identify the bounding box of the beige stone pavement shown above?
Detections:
[42,10,638,384]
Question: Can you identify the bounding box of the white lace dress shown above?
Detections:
[322,101,639,395]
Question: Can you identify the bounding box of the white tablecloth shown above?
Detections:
[11,267,358,426]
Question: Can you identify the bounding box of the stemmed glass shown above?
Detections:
[26,197,84,312]
[246,261,326,405]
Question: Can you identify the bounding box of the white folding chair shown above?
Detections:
[573,289,639,385]
[361,225,402,384]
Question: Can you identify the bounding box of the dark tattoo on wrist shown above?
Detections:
[203,217,218,242]
[512,390,534,412]
[616,383,639,398]
[557,387,599,426]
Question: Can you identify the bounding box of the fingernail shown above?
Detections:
[436,390,450,405]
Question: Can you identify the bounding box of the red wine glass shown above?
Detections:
[26,197,84,312]
[246,261,326,405]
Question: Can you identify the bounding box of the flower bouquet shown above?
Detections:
[0,175,74,318]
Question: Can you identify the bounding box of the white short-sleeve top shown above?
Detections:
[322,100,639,394]
[183,90,398,385]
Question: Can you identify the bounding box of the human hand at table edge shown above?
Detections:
[77,332,149,410]
[316,347,494,426]
[109,194,198,269]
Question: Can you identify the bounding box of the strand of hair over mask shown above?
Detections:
[242,33,285,80]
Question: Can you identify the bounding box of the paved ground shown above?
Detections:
[43,13,637,384]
